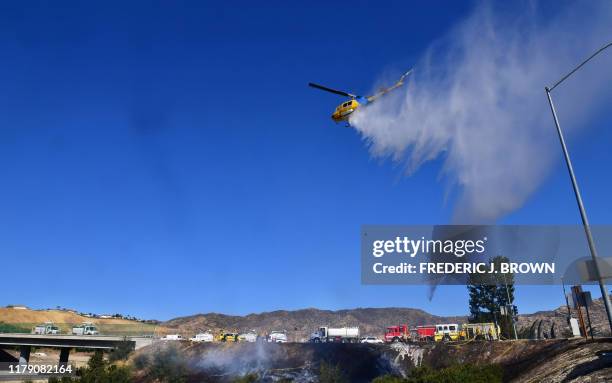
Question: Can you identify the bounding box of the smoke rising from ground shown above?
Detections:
[350,2,612,223]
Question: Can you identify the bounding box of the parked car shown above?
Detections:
[268,330,288,343]
[360,336,383,344]
[238,331,258,343]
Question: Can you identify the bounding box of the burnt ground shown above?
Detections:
[0,349,17,363]
[131,342,396,382]
[130,338,612,382]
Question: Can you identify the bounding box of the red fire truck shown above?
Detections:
[412,325,436,342]
[384,325,409,343]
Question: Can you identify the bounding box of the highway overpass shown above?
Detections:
[0,333,153,365]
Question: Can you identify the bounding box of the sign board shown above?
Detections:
[571,286,583,308]
[570,286,593,308]
[578,257,612,282]
[578,291,592,307]
[569,318,581,337]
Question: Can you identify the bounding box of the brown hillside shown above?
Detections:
[0,308,162,336]
[163,298,611,340]
[515,296,610,338]
[163,307,467,340]
[0,308,134,325]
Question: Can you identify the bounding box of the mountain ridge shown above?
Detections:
[162,298,610,339]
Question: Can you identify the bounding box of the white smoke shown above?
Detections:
[350,2,612,223]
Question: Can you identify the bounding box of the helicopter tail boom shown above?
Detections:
[367,68,413,102]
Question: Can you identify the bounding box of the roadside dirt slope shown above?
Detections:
[0,308,135,325]
[0,308,162,335]
[129,338,612,382]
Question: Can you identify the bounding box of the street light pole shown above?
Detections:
[502,272,518,340]
[544,41,612,334]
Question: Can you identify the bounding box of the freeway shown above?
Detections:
[0,332,154,377]
[0,333,152,350]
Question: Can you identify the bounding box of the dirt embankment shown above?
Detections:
[0,308,134,325]
[419,338,612,382]
[130,338,612,382]
[0,308,162,335]
[515,298,611,339]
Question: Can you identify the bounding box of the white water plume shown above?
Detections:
[351,2,612,223]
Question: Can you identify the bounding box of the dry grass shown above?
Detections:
[0,308,162,336]
[0,308,134,324]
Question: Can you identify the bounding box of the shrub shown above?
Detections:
[319,361,348,383]
[233,373,259,383]
[108,338,134,362]
[132,352,150,370]
[0,322,30,333]
[372,364,503,383]
[49,350,132,383]
[144,346,188,383]
[372,375,405,383]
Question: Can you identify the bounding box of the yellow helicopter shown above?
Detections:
[309,69,412,125]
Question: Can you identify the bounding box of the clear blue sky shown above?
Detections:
[0,1,610,320]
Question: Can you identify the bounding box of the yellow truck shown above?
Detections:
[434,324,461,341]
[434,323,502,341]
[461,323,501,340]
[217,332,238,342]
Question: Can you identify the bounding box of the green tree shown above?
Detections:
[108,338,133,362]
[467,256,517,338]
[49,350,132,383]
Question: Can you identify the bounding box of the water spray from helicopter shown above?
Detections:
[343,2,612,223]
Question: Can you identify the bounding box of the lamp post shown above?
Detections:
[502,272,518,340]
[544,41,612,334]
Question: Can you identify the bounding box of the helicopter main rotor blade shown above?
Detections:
[308,82,356,98]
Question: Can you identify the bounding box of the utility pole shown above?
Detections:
[545,41,612,334]
[561,278,572,320]
[502,273,518,340]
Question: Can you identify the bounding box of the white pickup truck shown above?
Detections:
[72,323,99,335]
[32,323,61,335]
